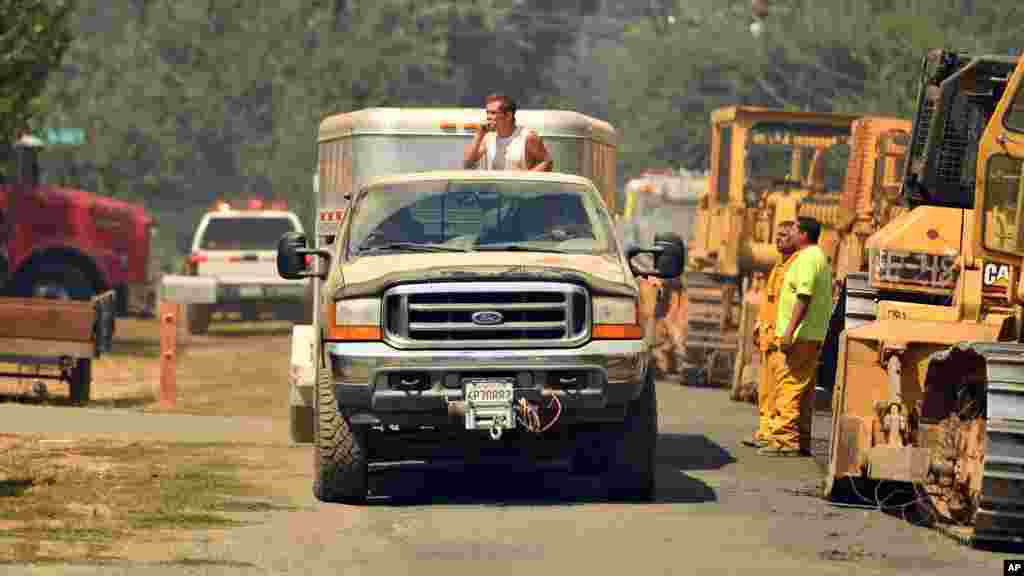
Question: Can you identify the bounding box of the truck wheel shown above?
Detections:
[605,370,657,501]
[69,359,91,406]
[18,262,94,301]
[572,372,657,501]
[187,304,210,335]
[313,366,368,503]
[290,405,315,444]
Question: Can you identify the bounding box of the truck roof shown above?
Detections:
[318,108,617,147]
[362,169,601,190]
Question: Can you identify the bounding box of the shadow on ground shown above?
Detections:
[363,433,724,507]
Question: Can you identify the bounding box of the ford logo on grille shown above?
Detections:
[471,310,504,326]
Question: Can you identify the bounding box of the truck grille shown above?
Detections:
[383,282,589,349]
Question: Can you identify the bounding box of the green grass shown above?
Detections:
[0,526,118,543]
[126,462,250,530]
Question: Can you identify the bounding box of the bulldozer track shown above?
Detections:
[683,273,737,387]
[922,342,1024,546]
[970,342,1024,545]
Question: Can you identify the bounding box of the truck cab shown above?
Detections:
[0,134,157,319]
[184,198,310,334]
[279,108,683,504]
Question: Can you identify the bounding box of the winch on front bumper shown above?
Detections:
[324,339,647,438]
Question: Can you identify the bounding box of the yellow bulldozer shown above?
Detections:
[823,49,1024,546]
[730,115,915,403]
[684,106,891,389]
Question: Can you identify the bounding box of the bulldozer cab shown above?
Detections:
[708,107,857,210]
[972,55,1024,291]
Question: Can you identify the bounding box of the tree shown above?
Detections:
[0,0,75,143]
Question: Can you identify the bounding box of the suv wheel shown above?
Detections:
[187,304,210,335]
[313,366,368,503]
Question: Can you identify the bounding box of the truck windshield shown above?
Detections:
[346,179,617,257]
[199,217,296,251]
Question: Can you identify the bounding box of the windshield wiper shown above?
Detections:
[474,242,572,254]
[358,242,468,254]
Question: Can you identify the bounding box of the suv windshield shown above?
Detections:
[199,217,296,251]
[345,179,617,257]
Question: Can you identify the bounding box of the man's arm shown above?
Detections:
[526,132,552,171]
[781,295,810,348]
[464,128,487,168]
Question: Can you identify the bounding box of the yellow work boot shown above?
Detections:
[757,444,802,457]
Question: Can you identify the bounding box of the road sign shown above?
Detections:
[43,128,85,145]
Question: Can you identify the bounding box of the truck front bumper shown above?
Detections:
[211,279,307,304]
[324,340,648,422]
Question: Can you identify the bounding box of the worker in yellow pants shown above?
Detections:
[742,211,797,449]
[764,341,820,454]
[762,216,832,457]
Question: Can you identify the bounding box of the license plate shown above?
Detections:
[465,380,514,404]
[239,286,263,298]
[464,378,515,432]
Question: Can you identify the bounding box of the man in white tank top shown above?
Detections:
[463,94,552,171]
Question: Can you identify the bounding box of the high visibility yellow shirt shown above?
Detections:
[775,244,833,342]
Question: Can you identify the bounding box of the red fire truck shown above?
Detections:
[0,134,158,317]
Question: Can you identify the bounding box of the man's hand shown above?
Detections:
[463,123,489,168]
[526,132,552,171]
[781,331,795,350]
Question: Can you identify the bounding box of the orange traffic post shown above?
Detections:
[159,301,179,408]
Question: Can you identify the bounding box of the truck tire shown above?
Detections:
[187,304,210,335]
[605,370,657,501]
[572,371,657,501]
[69,359,91,406]
[313,366,368,503]
[290,405,315,444]
[16,261,94,301]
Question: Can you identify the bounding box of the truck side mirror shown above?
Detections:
[627,238,684,279]
[277,231,331,280]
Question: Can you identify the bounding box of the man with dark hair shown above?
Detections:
[761,216,833,457]
[464,93,552,171]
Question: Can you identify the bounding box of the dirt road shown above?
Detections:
[0,320,1015,574]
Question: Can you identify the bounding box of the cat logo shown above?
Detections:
[984,262,1012,287]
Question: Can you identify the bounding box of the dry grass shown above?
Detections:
[0,434,297,564]
[0,316,305,564]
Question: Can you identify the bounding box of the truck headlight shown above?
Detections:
[592,297,643,340]
[326,298,382,341]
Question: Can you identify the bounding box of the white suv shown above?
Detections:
[186,202,311,334]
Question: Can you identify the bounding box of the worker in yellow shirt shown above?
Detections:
[761,216,833,457]
[742,204,798,449]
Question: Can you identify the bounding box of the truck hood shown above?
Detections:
[335,252,636,299]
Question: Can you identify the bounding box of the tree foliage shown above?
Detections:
[0,0,75,141]
[27,0,1024,259]
[603,0,1024,177]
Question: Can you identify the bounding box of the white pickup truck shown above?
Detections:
[185,202,311,334]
